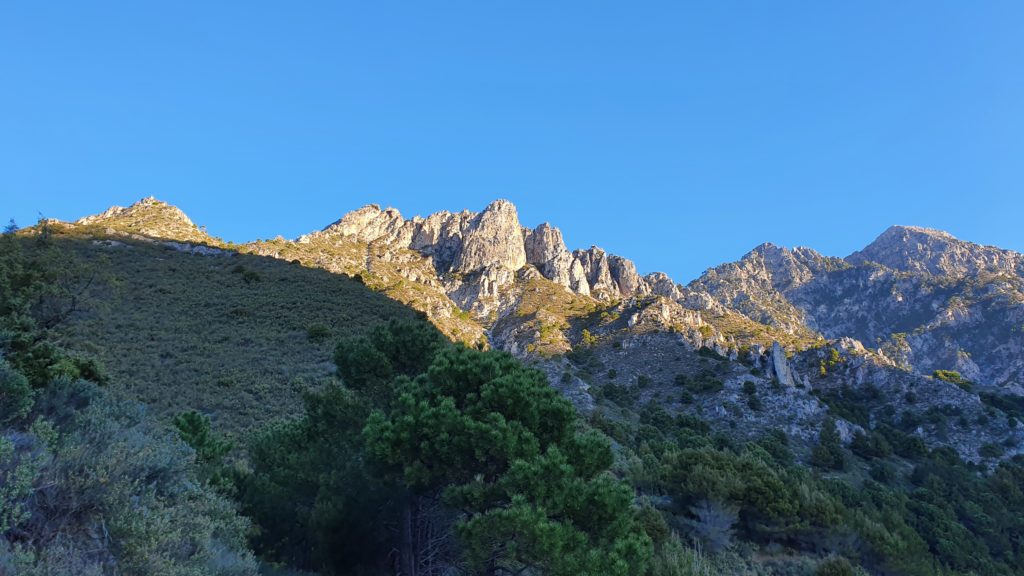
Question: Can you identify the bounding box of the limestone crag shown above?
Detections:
[305,200,675,305]
[690,229,1024,391]
[75,197,210,243]
[454,199,526,273]
[523,223,590,295]
[848,225,1024,277]
[769,341,797,387]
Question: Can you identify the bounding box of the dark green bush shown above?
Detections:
[747,395,763,411]
[851,430,893,460]
[980,443,1005,459]
[697,346,726,361]
[816,556,855,576]
[241,269,261,284]
[306,322,331,342]
[811,419,847,471]
[0,361,32,426]
[933,370,973,391]
[675,371,724,394]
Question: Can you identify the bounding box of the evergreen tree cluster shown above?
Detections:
[238,320,653,575]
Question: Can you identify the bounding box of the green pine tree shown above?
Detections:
[365,346,652,575]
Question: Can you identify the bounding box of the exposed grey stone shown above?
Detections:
[453,200,526,273]
[770,342,796,387]
[848,225,1024,277]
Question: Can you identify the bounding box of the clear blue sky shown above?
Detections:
[3,2,1022,282]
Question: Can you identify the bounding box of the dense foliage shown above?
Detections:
[595,398,1024,576]
[240,321,652,575]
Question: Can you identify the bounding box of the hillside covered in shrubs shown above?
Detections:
[3,218,1024,575]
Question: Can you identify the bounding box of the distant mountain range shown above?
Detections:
[55,196,1024,462]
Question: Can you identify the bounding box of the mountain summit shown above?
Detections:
[848,224,1024,276]
[76,196,210,244]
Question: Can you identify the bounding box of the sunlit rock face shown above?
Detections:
[848,225,1024,277]
[305,199,662,302]
[686,227,1024,392]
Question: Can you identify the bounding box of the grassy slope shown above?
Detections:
[43,230,418,437]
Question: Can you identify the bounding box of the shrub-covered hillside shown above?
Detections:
[28,226,420,434]
[1,228,259,574]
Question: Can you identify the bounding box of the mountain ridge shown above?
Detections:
[25,196,1024,470]
[63,196,1024,395]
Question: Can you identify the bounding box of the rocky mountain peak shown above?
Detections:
[75,197,207,242]
[694,242,835,296]
[452,199,526,273]
[318,204,406,244]
[298,199,662,301]
[848,225,1023,276]
[78,197,193,226]
[887,224,955,239]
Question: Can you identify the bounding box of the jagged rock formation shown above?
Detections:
[296,201,819,357]
[848,225,1024,277]
[688,229,1024,393]
[769,342,796,387]
[303,200,659,303]
[523,223,590,295]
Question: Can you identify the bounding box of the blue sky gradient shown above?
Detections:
[3,2,1022,282]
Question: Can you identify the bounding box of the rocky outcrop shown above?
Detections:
[304,200,667,304]
[453,200,527,273]
[848,225,1024,277]
[523,224,590,295]
[75,197,210,243]
[688,229,1024,391]
[769,342,797,387]
[316,205,407,244]
[572,247,648,299]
